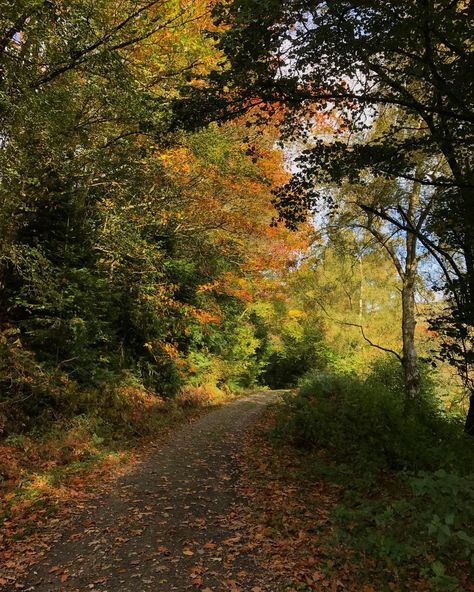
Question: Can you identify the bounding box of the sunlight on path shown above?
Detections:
[6,391,284,592]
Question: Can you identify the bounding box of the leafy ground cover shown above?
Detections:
[0,384,227,568]
[1,391,278,592]
[240,375,474,592]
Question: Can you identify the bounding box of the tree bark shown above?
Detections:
[402,275,421,403]
[465,392,474,436]
[402,180,421,406]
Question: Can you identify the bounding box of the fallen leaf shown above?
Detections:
[203,542,216,549]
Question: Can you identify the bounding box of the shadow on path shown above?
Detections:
[5,391,284,592]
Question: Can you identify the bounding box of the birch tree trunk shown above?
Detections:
[401,182,421,403]
[402,272,420,402]
[361,177,422,405]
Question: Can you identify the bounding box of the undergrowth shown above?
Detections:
[273,362,474,592]
[0,382,225,542]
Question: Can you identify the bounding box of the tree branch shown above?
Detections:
[31,0,191,88]
[358,202,464,280]
[315,295,403,361]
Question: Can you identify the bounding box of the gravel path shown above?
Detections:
[5,391,282,592]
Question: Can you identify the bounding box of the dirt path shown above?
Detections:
[4,391,283,592]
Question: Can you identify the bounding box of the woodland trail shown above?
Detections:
[4,391,283,592]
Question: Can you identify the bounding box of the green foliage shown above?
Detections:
[328,468,474,591]
[263,331,328,389]
[279,362,471,474]
[273,361,474,590]
[413,470,474,562]
[0,0,299,433]
[203,0,474,416]
[261,233,409,389]
[186,315,266,392]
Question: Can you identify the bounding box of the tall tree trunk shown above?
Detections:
[402,180,421,406]
[402,274,420,403]
[361,174,423,405]
[465,392,474,436]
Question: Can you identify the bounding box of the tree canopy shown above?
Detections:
[175,0,474,421]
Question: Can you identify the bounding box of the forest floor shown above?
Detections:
[1,391,286,592]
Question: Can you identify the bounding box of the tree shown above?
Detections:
[335,174,427,402]
[178,0,474,429]
[0,0,310,413]
[0,0,219,390]
[260,226,407,387]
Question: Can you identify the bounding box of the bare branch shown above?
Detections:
[315,295,403,361]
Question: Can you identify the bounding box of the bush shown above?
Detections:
[274,362,474,590]
[177,385,215,408]
[329,468,474,589]
[278,364,471,474]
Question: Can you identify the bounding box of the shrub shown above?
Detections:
[329,468,474,589]
[177,385,214,408]
[278,365,471,474]
[274,362,474,589]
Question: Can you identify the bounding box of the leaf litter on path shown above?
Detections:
[1,392,283,592]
